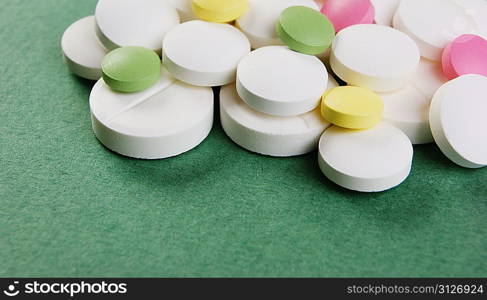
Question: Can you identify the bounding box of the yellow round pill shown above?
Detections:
[192,0,248,23]
[321,86,383,129]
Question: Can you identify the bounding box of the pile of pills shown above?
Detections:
[61,0,487,192]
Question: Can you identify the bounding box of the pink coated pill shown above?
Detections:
[442,34,487,80]
[320,0,375,32]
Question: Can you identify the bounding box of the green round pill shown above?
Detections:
[101,46,161,93]
[276,6,335,55]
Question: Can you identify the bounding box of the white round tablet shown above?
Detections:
[169,0,196,22]
[237,46,328,116]
[455,0,487,39]
[393,0,477,61]
[330,24,420,92]
[429,74,487,168]
[61,16,108,80]
[414,58,449,99]
[236,0,319,49]
[220,76,337,157]
[380,85,432,145]
[371,0,401,26]
[90,68,213,159]
[318,123,413,192]
[163,20,251,87]
[95,0,179,53]
[379,59,447,144]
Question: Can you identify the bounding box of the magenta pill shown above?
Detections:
[320,0,375,32]
[442,34,487,80]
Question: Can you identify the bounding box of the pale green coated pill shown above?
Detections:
[102,46,161,93]
[276,6,335,55]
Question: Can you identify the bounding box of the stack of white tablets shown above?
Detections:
[223,45,335,157]
[388,0,487,163]
[223,0,338,156]
[61,0,487,193]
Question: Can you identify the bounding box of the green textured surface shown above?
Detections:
[1,0,486,277]
[277,6,335,55]
[102,46,161,93]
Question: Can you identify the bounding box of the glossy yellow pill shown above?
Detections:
[192,0,248,23]
[321,86,383,129]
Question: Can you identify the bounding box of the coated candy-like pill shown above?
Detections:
[331,24,420,92]
[90,68,213,159]
[429,74,487,168]
[393,0,477,61]
[102,47,161,93]
[276,6,335,55]
[95,0,179,53]
[61,16,108,80]
[442,34,487,80]
[371,0,400,26]
[169,0,196,22]
[192,0,248,23]
[318,123,413,192]
[379,59,447,144]
[321,86,383,129]
[237,46,328,116]
[236,0,319,49]
[163,20,250,87]
[220,77,337,157]
[321,0,375,32]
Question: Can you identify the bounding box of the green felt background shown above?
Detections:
[1,0,486,277]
